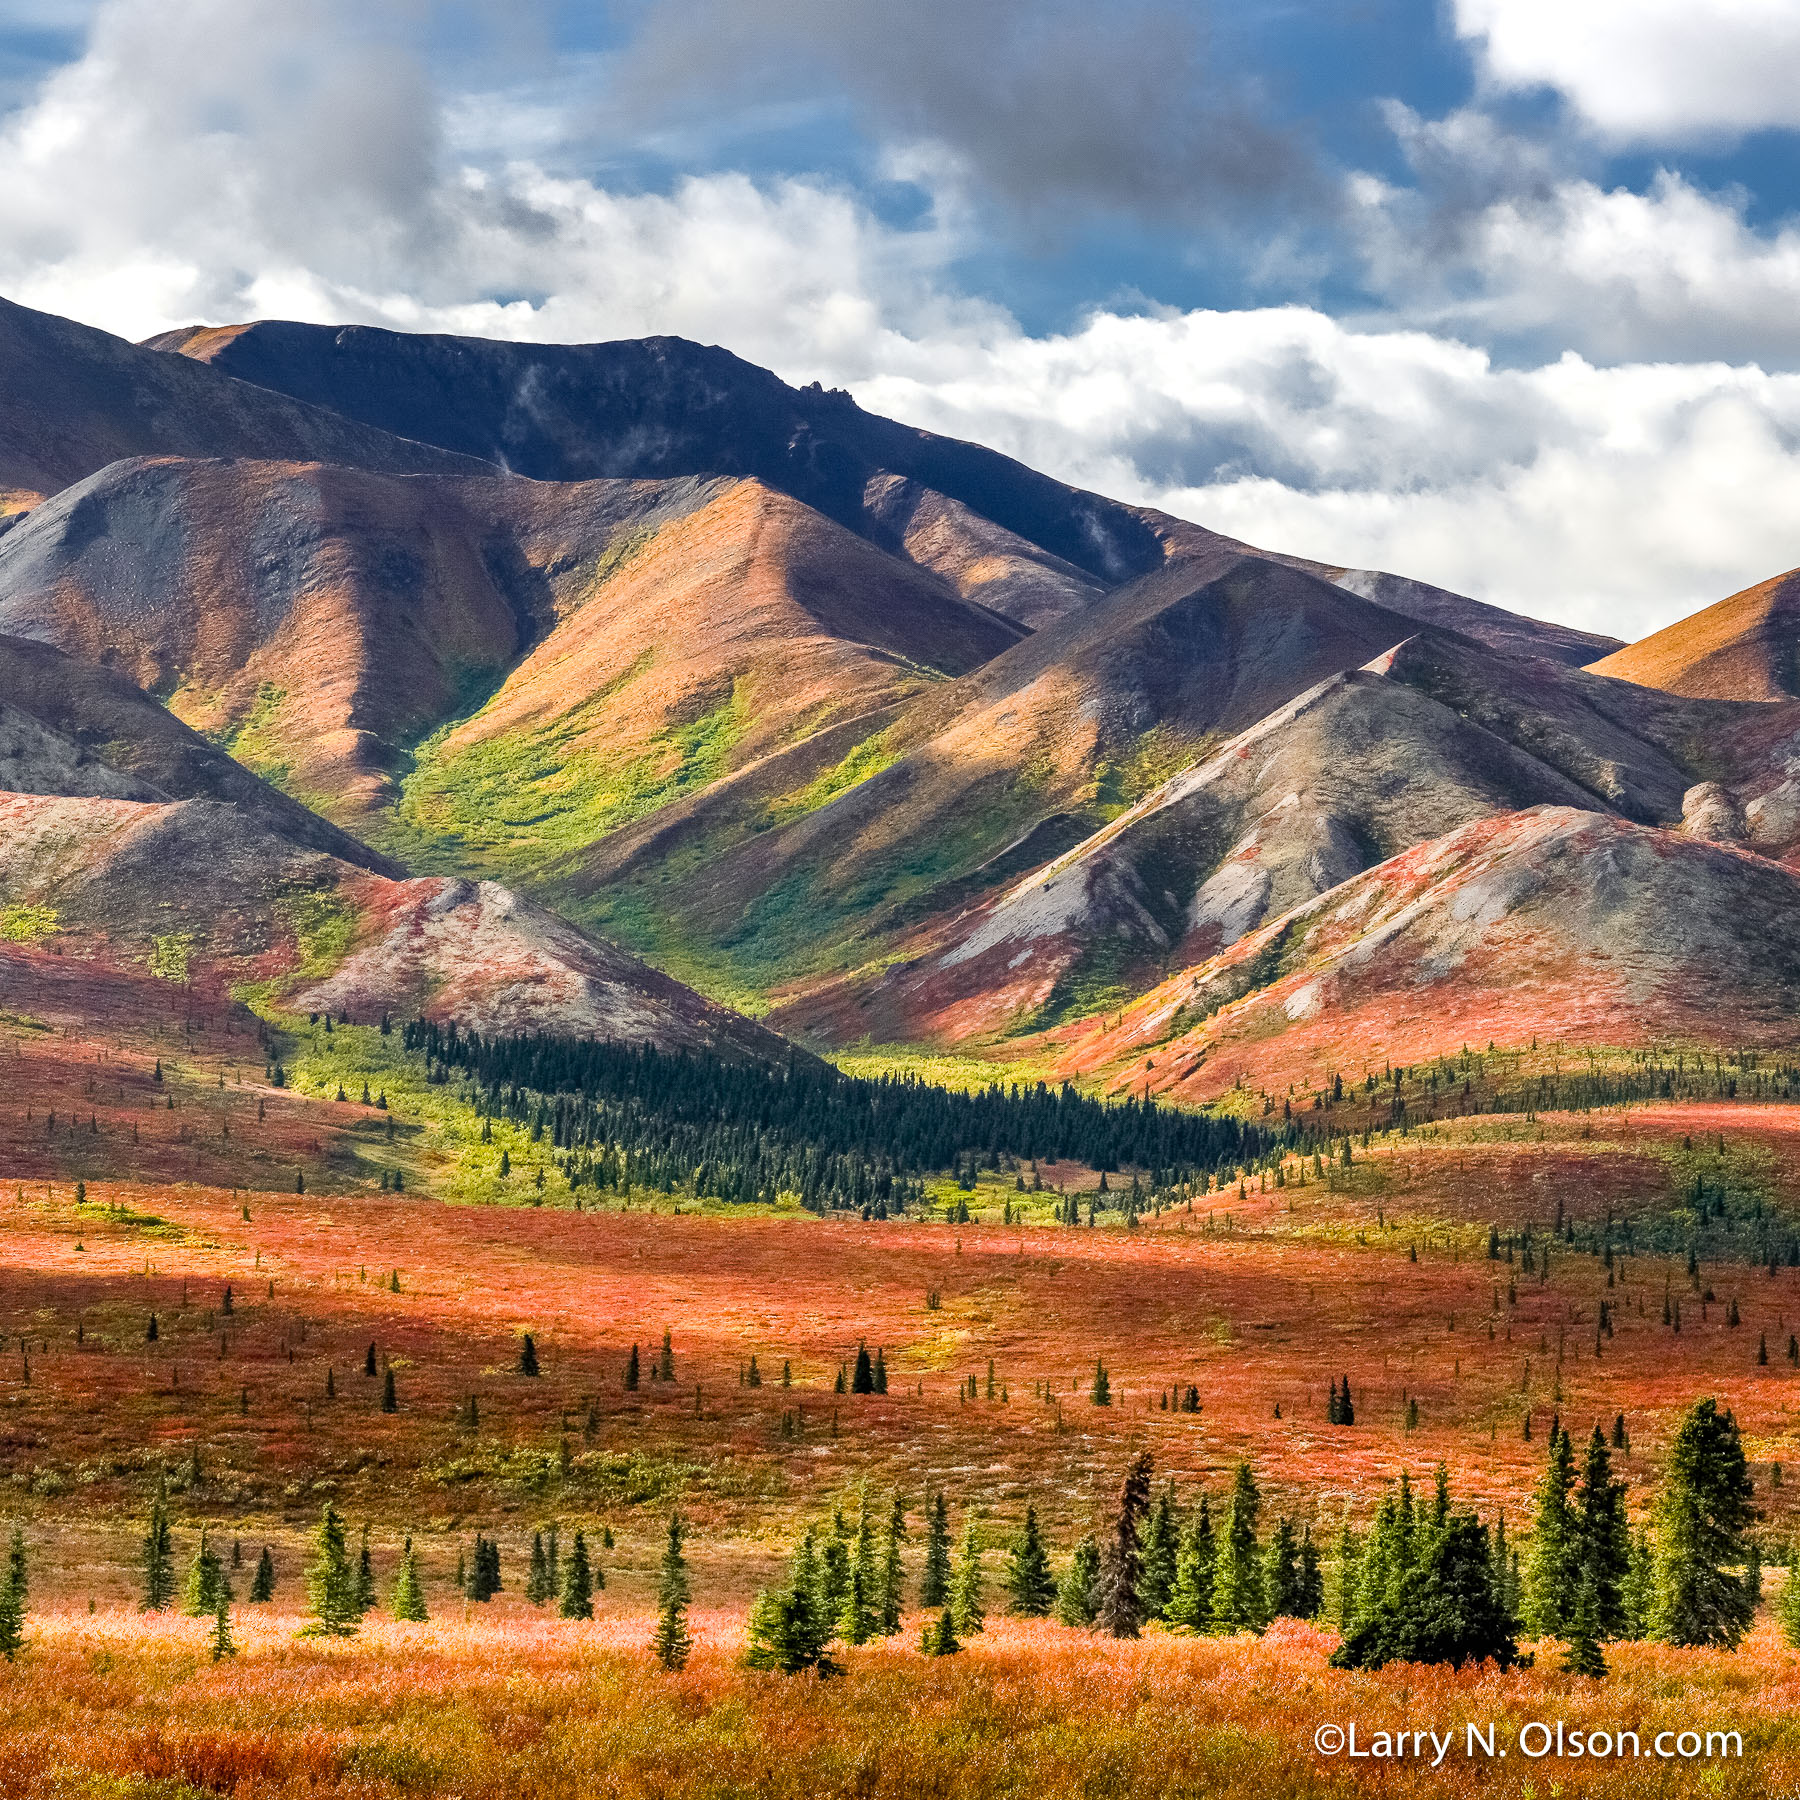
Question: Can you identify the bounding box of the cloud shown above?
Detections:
[3,0,1800,642]
[1454,0,1800,141]
[604,0,1322,233]
[853,311,1800,638]
[1351,133,1800,367]
[0,0,999,368]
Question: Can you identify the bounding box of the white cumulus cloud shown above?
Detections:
[1454,0,1800,141]
[1353,135,1800,367]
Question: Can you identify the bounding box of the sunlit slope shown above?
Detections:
[1589,567,1800,701]
[775,625,1798,1047]
[379,477,1024,879]
[0,458,1015,842]
[569,554,1435,996]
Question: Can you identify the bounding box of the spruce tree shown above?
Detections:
[819,1530,850,1627]
[1097,1451,1153,1638]
[1296,1523,1324,1620]
[1090,1360,1111,1406]
[1333,1473,1517,1671]
[625,1345,640,1391]
[1620,1527,1654,1639]
[559,1530,595,1619]
[210,1590,237,1662]
[0,1526,24,1661]
[852,1342,874,1394]
[250,1546,276,1603]
[658,1330,675,1382]
[1333,1516,1360,1634]
[391,1536,428,1622]
[141,1483,176,1612]
[1489,1515,1515,1628]
[921,1494,952,1608]
[920,1606,961,1656]
[183,1528,227,1617]
[1523,1424,1578,1637]
[1263,1516,1302,1618]
[653,1513,693,1671]
[840,1496,878,1645]
[950,1515,985,1635]
[1562,1567,1607,1677]
[381,1368,397,1413]
[470,1536,502,1600]
[1005,1504,1056,1616]
[1651,1398,1755,1648]
[877,1493,907,1635]
[527,1531,550,1605]
[1211,1462,1267,1633]
[1573,1426,1631,1638]
[1055,1533,1100,1626]
[520,1334,540,1378]
[1139,1485,1178,1621]
[1165,1496,1216,1631]
[1778,1542,1800,1648]
[744,1530,834,1674]
[300,1503,358,1637]
[356,1524,376,1616]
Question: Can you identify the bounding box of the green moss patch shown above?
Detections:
[756,725,900,830]
[0,904,58,944]
[281,889,360,979]
[218,681,294,791]
[389,661,752,877]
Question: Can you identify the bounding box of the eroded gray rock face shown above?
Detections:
[1681,781,1746,843]
[0,701,157,801]
[1746,778,1800,849]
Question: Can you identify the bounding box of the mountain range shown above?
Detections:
[3,291,1797,1091]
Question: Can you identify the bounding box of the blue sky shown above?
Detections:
[3,0,1800,635]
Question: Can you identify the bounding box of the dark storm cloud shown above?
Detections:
[605,0,1325,231]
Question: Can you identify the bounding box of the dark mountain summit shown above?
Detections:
[147,319,1172,586]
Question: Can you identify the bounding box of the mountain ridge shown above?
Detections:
[0,295,492,506]
[0,293,1790,1079]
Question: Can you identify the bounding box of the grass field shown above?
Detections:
[4,1008,1800,1794]
[2,1614,1796,1798]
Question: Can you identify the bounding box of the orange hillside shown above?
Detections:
[1588,568,1800,700]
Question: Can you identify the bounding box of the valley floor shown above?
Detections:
[1,1612,1796,1798]
[3,1006,1800,1794]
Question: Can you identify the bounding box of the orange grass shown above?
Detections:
[0,1612,1797,1798]
[6,1013,1800,1792]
